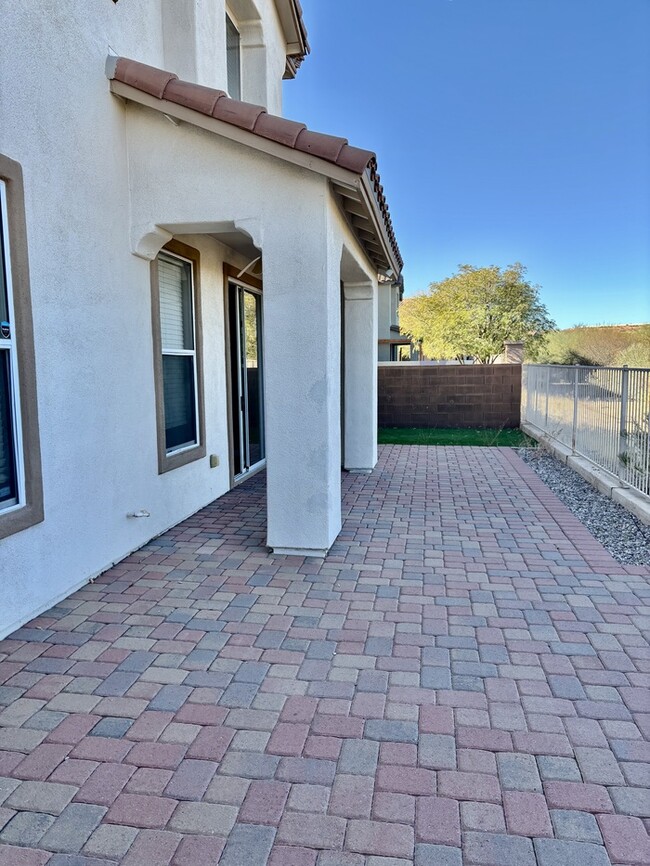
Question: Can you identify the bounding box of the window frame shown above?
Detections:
[0,154,43,539]
[150,240,205,474]
[225,11,242,101]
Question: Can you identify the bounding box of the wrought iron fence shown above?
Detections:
[522,364,650,497]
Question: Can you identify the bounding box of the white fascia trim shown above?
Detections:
[273,0,307,56]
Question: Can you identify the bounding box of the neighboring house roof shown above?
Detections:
[107,57,402,274]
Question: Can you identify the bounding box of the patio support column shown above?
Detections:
[262,215,342,556]
[343,281,378,472]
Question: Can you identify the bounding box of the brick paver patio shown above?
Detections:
[0,446,648,866]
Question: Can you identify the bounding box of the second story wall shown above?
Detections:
[162,0,291,114]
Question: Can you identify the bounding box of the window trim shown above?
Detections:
[151,239,205,474]
[0,154,43,539]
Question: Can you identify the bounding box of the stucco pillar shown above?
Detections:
[262,220,342,556]
[343,281,378,472]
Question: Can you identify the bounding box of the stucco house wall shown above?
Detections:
[0,1,398,637]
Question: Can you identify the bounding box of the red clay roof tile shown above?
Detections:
[294,129,347,162]
[213,97,266,131]
[164,79,225,115]
[114,57,177,99]
[108,57,402,270]
[336,144,376,175]
[253,113,306,148]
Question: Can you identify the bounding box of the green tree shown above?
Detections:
[399,263,555,363]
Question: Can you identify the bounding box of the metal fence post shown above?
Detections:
[544,366,550,429]
[619,364,629,479]
[571,365,579,452]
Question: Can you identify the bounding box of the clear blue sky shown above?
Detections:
[283,0,650,329]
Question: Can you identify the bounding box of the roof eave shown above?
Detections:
[359,172,402,277]
[110,79,358,186]
[109,80,396,270]
[274,0,309,77]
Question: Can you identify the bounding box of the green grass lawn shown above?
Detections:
[378,427,536,447]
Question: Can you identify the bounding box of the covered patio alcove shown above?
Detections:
[116,66,391,556]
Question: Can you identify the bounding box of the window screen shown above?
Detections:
[226,14,241,100]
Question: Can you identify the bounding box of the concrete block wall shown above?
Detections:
[378,364,521,428]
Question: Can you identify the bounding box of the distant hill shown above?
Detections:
[534,323,650,367]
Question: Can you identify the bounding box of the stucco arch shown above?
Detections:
[132,219,263,262]
[227,0,262,23]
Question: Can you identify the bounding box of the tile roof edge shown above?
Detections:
[107,56,402,272]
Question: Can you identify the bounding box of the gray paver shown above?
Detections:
[497,754,542,792]
[0,810,56,845]
[6,781,77,815]
[574,747,625,785]
[608,786,650,817]
[364,720,418,743]
[147,685,192,712]
[421,667,452,690]
[339,739,379,776]
[39,803,106,853]
[168,801,238,835]
[218,752,280,780]
[0,776,21,805]
[219,823,276,866]
[89,717,133,738]
[463,831,536,866]
[418,734,457,769]
[415,844,462,866]
[550,811,603,843]
[537,756,582,782]
[83,823,139,859]
[534,838,612,866]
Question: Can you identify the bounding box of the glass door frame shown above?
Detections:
[223,264,265,486]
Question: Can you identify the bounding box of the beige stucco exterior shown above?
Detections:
[0,1,398,636]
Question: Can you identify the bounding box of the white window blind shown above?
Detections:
[158,256,193,351]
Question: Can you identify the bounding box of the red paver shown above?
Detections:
[416,795,461,846]
[438,770,502,803]
[74,761,136,806]
[105,792,178,828]
[238,780,290,825]
[171,835,226,865]
[0,447,646,866]
[503,790,553,837]
[597,814,650,864]
[544,780,614,813]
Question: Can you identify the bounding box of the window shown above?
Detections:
[151,241,205,473]
[226,13,241,100]
[0,155,43,538]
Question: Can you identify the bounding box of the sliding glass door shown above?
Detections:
[228,281,264,479]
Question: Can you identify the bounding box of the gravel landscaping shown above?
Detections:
[518,447,650,566]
